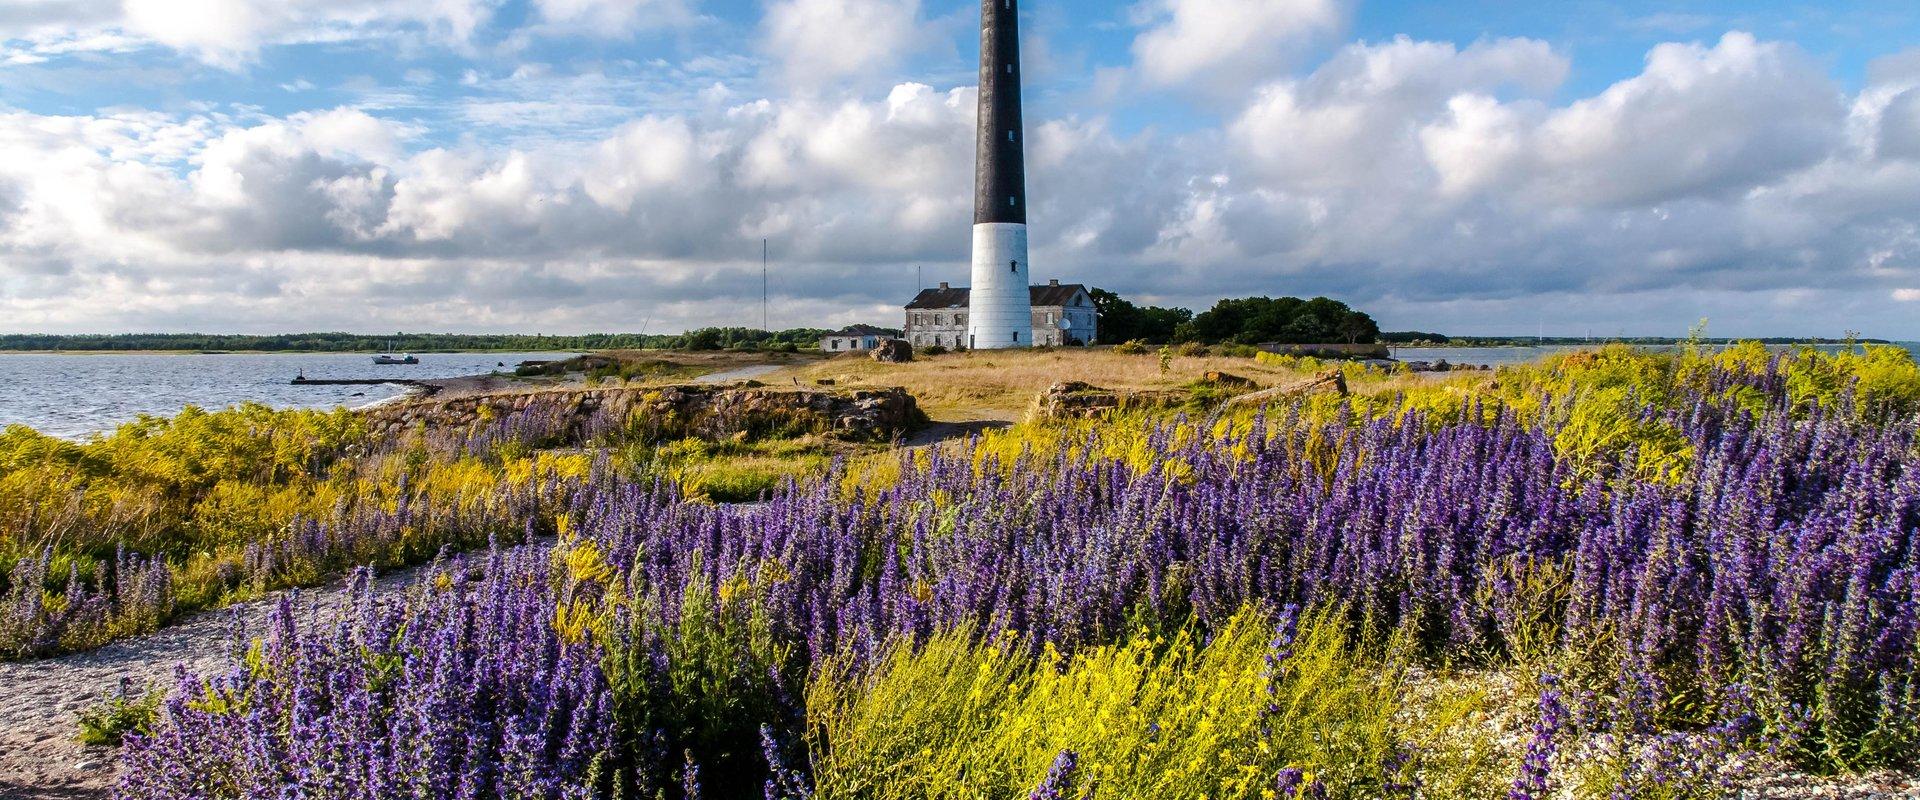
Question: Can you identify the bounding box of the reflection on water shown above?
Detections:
[0,352,574,439]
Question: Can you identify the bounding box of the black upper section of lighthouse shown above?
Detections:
[974,0,1027,225]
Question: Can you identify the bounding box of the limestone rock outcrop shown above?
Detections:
[361,384,921,444]
[869,339,914,364]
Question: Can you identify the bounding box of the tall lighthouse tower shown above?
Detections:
[967,0,1032,350]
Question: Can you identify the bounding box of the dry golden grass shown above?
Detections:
[776,348,1492,420]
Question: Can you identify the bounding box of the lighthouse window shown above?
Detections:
[1008,130,1015,142]
[1010,260,1019,273]
[1009,196,1017,207]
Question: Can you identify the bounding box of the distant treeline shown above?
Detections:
[0,329,839,353]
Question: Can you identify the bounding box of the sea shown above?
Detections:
[0,352,575,439]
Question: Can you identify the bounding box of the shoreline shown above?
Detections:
[0,349,588,356]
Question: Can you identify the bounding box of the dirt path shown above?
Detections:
[695,364,788,384]
[0,567,424,800]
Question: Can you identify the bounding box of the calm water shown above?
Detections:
[0,352,574,439]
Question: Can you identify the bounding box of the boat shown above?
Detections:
[373,341,419,365]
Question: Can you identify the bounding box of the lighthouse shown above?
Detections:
[966,0,1032,350]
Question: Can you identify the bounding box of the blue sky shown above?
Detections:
[15,2,1911,129]
[3,0,1920,338]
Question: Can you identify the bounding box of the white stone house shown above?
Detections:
[904,279,1098,349]
[820,324,894,352]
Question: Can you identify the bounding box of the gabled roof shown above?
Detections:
[906,286,972,310]
[1031,283,1090,308]
[906,283,1092,309]
[827,324,895,337]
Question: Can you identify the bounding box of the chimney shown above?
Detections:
[939,281,950,290]
[1048,278,1059,287]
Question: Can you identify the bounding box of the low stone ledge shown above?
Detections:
[360,384,921,444]
[1032,382,1188,421]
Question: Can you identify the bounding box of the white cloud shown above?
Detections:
[530,0,697,37]
[1879,89,1920,161]
[1233,37,1566,189]
[290,107,416,162]
[762,0,924,89]
[1896,289,1920,302]
[1527,33,1843,207]
[2,0,499,67]
[1132,0,1345,89]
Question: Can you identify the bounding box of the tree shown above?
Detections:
[1090,288,1193,344]
[1186,296,1379,345]
[1338,311,1380,344]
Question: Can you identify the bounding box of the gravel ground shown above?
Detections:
[1738,771,1920,798]
[0,567,422,800]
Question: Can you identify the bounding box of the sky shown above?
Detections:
[2,0,1919,339]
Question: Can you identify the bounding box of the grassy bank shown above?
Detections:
[788,345,1468,419]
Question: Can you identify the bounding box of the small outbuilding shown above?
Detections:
[821,324,894,353]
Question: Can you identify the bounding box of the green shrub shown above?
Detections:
[76,686,162,746]
[807,607,1501,800]
[1113,340,1150,355]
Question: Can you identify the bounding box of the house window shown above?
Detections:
[1046,312,1055,324]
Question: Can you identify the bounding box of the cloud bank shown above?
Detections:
[1,0,1918,338]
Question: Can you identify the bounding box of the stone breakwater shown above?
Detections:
[358,383,923,443]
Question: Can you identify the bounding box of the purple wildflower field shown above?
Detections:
[65,351,1920,797]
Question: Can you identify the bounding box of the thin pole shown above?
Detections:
[762,239,769,332]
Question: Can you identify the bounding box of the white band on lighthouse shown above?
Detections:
[967,223,1029,350]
